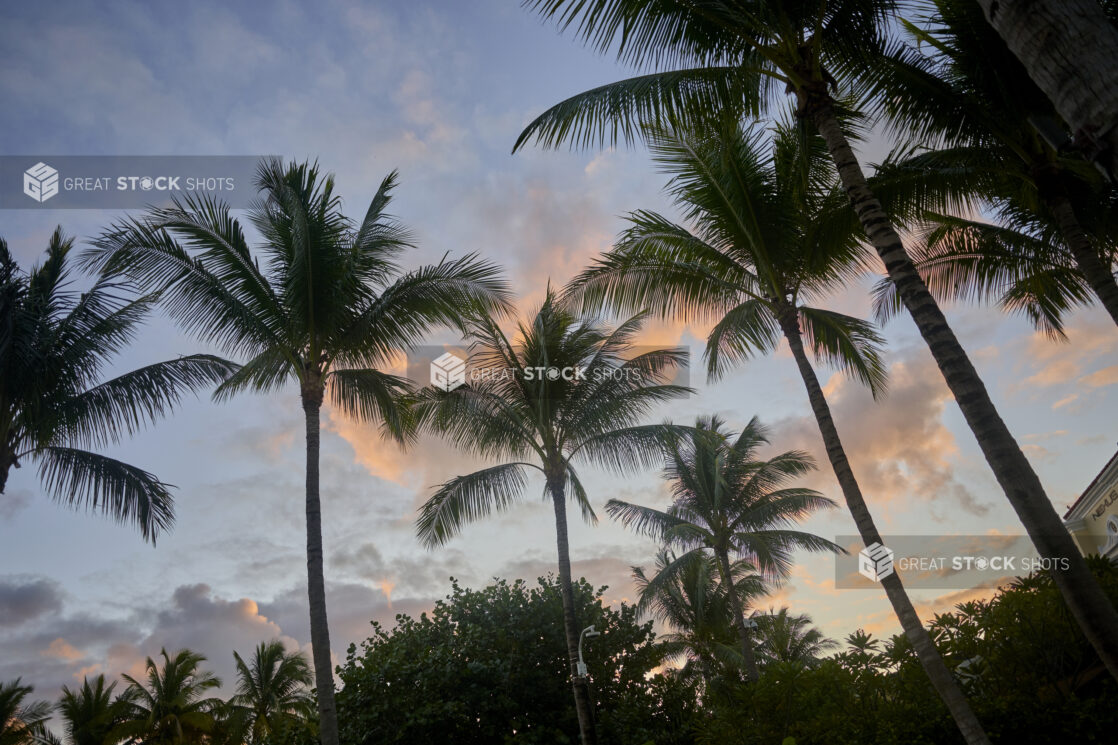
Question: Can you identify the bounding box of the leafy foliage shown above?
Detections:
[0,680,52,745]
[700,557,1118,744]
[336,575,702,745]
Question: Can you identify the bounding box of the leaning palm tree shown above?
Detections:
[85,160,511,745]
[0,230,235,541]
[566,118,991,743]
[58,676,130,745]
[414,289,690,745]
[751,607,837,668]
[864,0,1118,328]
[114,649,221,745]
[608,415,842,682]
[516,0,1118,686]
[231,641,314,745]
[633,547,762,687]
[0,680,51,745]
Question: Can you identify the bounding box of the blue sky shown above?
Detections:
[2,0,1116,694]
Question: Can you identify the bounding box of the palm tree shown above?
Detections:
[0,680,51,745]
[516,0,1118,692]
[974,0,1118,180]
[565,118,991,743]
[58,676,130,745]
[85,160,511,745]
[231,641,314,744]
[607,415,841,683]
[633,547,762,686]
[865,0,1118,328]
[114,649,220,745]
[0,229,235,541]
[414,289,690,745]
[751,607,837,667]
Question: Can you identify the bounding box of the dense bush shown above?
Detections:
[701,557,1118,744]
[335,576,701,745]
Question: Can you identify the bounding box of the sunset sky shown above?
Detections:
[2,0,1116,695]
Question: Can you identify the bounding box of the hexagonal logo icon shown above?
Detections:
[431,351,467,392]
[23,162,59,203]
[858,541,895,582]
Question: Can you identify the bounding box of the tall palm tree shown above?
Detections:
[633,547,762,686]
[751,607,837,667]
[0,229,235,541]
[974,0,1118,180]
[607,415,842,683]
[0,680,51,745]
[58,676,130,745]
[865,0,1118,328]
[414,289,690,745]
[516,0,1118,690]
[114,649,221,745]
[231,641,315,744]
[565,118,992,743]
[85,160,511,745]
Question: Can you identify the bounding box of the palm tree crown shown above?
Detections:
[0,680,52,745]
[414,289,690,547]
[230,641,314,745]
[0,229,235,542]
[633,548,762,684]
[609,416,840,584]
[567,117,885,395]
[58,675,130,745]
[115,649,221,745]
[752,606,838,667]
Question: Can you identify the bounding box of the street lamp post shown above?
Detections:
[577,624,600,677]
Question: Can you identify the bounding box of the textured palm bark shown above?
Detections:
[1047,194,1118,326]
[976,0,1118,178]
[302,388,340,745]
[809,100,1118,682]
[549,476,598,745]
[714,550,760,682]
[778,307,991,745]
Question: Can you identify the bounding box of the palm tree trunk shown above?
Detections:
[302,389,339,745]
[976,0,1118,178]
[777,306,992,745]
[808,98,1118,682]
[1047,193,1118,326]
[713,550,760,682]
[548,475,598,745]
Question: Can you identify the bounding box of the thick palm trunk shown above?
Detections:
[1047,194,1118,326]
[302,390,339,745]
[809,100,1118,682]
[976,0,1118,178]
[777,308,991,745]
[548,476,598,745]
[713,550,760,682]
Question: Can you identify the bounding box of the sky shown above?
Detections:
[1,0,1117,698]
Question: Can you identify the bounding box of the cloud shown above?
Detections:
[767,346,992,521]
[1081,364,1118,389]
[0,577,64,627]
